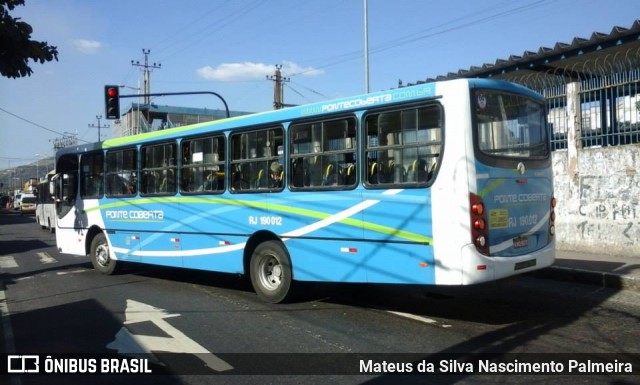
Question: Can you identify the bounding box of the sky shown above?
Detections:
[1,0,639,170]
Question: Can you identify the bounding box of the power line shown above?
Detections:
[155,0,268,63]
[0,107,64,136]
[288,80,331,100]
[150,0,233,57]
[369,0,556,56]
[290,0,555,77]
[0,107,89,145]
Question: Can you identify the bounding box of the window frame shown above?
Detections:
[140,141,178,196]
[80,151,104,199]
[288,115,358,191]
[105,147,138,197]
[180,134,226,194]
[471,89,551,169]
[363,103,444,189]
[229,126,285,193]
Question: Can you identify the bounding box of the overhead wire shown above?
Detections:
[0,107,90,143]
[155,0,269,63]
[289,0,557,77]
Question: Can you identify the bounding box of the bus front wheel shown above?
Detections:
[249,241,293,303]
[90,233,117,275]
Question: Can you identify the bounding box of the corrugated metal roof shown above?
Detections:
[406,19,640,87]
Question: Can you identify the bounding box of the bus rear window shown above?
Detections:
[474,90,549,160]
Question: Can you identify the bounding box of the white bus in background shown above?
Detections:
[12,192,22,210]
[36,172,57,232]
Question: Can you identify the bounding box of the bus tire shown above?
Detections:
[249,241,293,303]
[90,233,117,275]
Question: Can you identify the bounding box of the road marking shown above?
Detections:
[56,269,90,275]
[387,310,452,328]
[37,252,57,264]
[107,299,233,372]
[0,256,18,269]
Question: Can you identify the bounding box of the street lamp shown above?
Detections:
[34,153,43,180]
[120,84,141,135]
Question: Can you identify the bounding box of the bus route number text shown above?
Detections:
[249,215,283,226]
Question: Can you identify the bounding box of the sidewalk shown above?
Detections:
[531,249,640,292]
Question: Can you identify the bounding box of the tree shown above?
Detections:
[0,0,58,78]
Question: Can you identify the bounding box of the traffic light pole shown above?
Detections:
[119,91,230,118]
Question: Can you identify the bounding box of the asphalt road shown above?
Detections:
[1,209,639,385]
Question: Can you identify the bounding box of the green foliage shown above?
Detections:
[0,0,59,78]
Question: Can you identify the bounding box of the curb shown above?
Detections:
[531,266,640,292]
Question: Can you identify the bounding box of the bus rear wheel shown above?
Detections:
[249,241,293,303]
[90,233,117,275]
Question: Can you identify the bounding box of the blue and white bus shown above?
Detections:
[51,78,556,303]
[36,170,57,233]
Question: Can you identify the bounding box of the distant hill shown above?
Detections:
[0,157,55,195]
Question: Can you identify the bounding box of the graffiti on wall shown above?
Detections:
[576,175,639,245]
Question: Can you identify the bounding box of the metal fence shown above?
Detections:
[507,47,640,151]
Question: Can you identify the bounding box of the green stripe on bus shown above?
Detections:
[478,178,505,198]
[84,197,432,244]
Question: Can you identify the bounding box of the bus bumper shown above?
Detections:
[460,240,556,285]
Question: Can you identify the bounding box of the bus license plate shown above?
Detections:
[513,236,529,249]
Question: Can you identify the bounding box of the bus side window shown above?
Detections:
[230,127,283,193]
[106,149,138,196]
[80,152,104,198]
[365,104,442,188]
[290,117,356,190]
[181,135,225,194]
[140,142,176,195]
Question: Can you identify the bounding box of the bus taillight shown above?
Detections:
[470,193,489,255]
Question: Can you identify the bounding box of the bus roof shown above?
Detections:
[57,78,541,157]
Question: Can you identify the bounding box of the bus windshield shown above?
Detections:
[474,90,549,159]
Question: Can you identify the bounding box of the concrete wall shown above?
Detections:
[553,145,640,257]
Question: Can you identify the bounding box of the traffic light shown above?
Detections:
[104,85,120,119]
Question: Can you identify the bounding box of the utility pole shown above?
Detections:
[89,114,110,142]
[266,64,290,110]
[131,49,161,105]
[364,0,370,93]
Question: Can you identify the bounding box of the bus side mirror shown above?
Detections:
[50,174,58,197]
[50,174,61,202]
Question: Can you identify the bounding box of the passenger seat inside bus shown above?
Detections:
[323,163,337,186]
[343,164,355,185]
[407,159,427,182]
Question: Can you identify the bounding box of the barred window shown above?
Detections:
[230,127,284,192]
[140,142,177,195]
[289,117,357,190]
[365,105,443,187]
[80,152,104,198]
[181,135,225,193]
[105,148,137,197]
